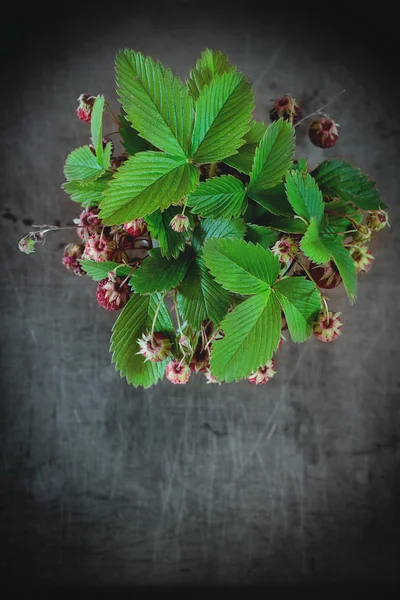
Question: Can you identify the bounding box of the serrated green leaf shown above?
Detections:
[64,146,105,183]
[90,95,105,162]
[119,113,151,155]
[273,276,321,342]
[187,175,247,219]
[116,49,194,157]
[311,159,387,210]
[300,217,331,263]
[79,259,133,281]
[203,237,280,294]
[248,183,294,216]
[324,200,362,232]
[100,142,112,170]
[210,290,281,382]
[321,236,357,304]
[99,151,199,224]
[192,217,246,253]
[223,120,266,174]
[177,257,231,329]
[245,224,278,248]
[110,292,174,388]
[263,214,307,234]
[295,158,308,173]
[62,175,112,208]
[129,248,191,293]
[187,48,235,99]
[191,70,254,163]
[285,170,324,224]
[146,206,189,259]
[248,119,295,193]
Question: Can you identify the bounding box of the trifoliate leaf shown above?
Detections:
[90,95,105,163]
[99,151,199,224]
[245,224,278,248]
[129,248,192,294]
[64,145,105,183]
[177,257,231,329]
[321,236,357,304]
[248,119,295,193]
[311,159,387,210]
[263,214,307,234]
[119,113,151,155]
[223,120,266,174]
[191,70,254,163]
[285,170,324,224]
[187,175,247,219]
[210,290,281,382]
[110,292,174,388]
[187,48,235,99]
[146,206,189,259]
[203,237,280,294]
[79,259,133,281]
[116,49,194,157]
[273,276,321,342]
[248,183,294,216]
[192,217,246,253]
[300,217,331,264]
[62,175,112,208]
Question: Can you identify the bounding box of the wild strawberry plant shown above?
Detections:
[19,48,389,387]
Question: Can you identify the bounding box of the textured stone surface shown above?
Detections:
[1,2,399,586]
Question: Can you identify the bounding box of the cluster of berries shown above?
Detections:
[269,94,339,148]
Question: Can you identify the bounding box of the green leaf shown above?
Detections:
[187,48,234,99]
[273,276,321,342]
[116,49,194,157]
[99,151,199,224]
[311,159,387,210]
[300,217,331,264]
[248,183,294,216]
[129,248,191,293]
[223,120,266,174]
[245,224,278,248]
[119,113,151,155]
[248,119,295,193]
[210,290,281,382]
[177,257,231,329]
[79,259,133,281]
[62,175,112,208]
[285,170,324,224]
[191,70,254,163]
[146,207,189,259]
[187,175,247,219]
[100,142,112,171]
[321,237,357,304]
[64,146,105,183]
[192,217,246,253]
[263,214,307,234]
[110,292,174,388]
[324,200,362,232]
[90,95,105,162]
[295,158,308,173]
[203,237,280,294]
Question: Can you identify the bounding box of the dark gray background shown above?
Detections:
[1,0,399,586]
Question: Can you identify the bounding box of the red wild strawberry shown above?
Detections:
[309,260,342,289]
[74,209,102,241]
[350,245,374,274]
[248,359,277,385]
[123,219,148,238]
[82,233,113,262]
[313,311,342,343]
[271,236,299,264]
[308,118,339,149]
[76,94,95,123]
[165,361,191,385]
[189,347,209,373]
[137,332,172,363]
[96,277,130,311]
[270,95,302,125]
[62,243,85,276]
[170,214,190,233]
[366,210,389,231]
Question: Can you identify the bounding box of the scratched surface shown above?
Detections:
[1,5,400,585]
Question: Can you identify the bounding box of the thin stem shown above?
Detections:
[208,162,217,178]
[174,292,182,334]
[119,266,136,287]
[105,101,120,127]
[151,292,166,342]
[295,89,346,128]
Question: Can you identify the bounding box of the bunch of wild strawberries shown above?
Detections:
[19,93,389,386]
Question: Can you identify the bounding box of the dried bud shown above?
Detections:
[18,235,36,254]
